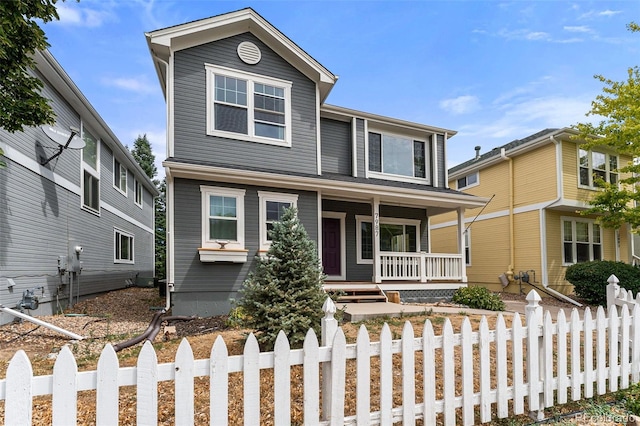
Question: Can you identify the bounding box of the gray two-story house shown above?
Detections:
[146,8,486,317]
[0,50,159,324]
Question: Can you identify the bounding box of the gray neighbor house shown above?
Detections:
[0,50,159,325]
[146,8,487,318]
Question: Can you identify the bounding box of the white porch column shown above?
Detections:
[457,207,468,283]
[373,197,381,283]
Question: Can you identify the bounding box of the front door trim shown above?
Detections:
[322,212,346,280]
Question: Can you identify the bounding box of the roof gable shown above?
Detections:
[146,8,337,101]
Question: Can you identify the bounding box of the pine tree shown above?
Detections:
[236,206,327,350]
[130,134,157,180]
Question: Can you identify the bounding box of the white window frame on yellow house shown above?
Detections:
[457,171,478,190]
[464,229,471,266]
[577,147,618,189]
[561,216,602,265]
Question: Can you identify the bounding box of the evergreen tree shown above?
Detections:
[154,178,166,280]
[130,134,157,180]
[236,206,327,350]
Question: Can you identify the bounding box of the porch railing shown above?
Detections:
[378,252,464,282]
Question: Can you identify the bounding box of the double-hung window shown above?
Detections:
[199,186,247,263]
[578,148,618,188]
[113,158,127,195]
[464,230,471,266]
[562,217,602,264]
[258,191,298,251]
[134,180,143,208]
[368,132,429,183]
[356,216,420,264]
[81,126,100,213]
[114,228,134,263]
[206,64,292,146]
[457,172,478,190]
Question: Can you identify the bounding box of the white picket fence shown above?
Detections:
[2,290,640,425]
[607,273,640,313]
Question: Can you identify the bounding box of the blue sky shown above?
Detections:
[41,0,639,178]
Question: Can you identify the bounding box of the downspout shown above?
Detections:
[155,55,173,311]
[500,148,515,282]
[540,135,582,306]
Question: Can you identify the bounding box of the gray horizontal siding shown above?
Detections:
[173,33,318,175]
[171,178,318,317]
[100,144,154,224]
[320,118,352,175]
[0,161,154,324]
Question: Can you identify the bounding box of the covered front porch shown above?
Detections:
[320,193,478,287]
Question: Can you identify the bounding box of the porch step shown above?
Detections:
[326,287,387,303]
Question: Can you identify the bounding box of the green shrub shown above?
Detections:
[451,286,505,311]
[620,382,640,416]
[564,260,640,306]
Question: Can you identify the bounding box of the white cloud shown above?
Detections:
[439,96,480,115]
[564,25,591,33]
[54,2,115,27]
[578,9,622,20]
[102,76,156,94]
[497,29,552,42]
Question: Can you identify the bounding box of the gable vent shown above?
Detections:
[237,41,261,65]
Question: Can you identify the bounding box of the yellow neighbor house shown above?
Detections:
[430,127,636,301]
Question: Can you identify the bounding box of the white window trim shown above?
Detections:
[366,130,431,185]
[200,185,246,249]
[322,212,346,280]
[258,191,298,251]
[577,147,619,190]
[81,123,101,215]
[457,172,479,190]
[134,179,143,208]
[113,157,128,196]
[356,215,422,264]
[114,228,134,264]
[205,64,293,147]
[561,216,603,266]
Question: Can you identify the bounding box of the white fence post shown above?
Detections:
[525,290,544,421]
[607,274,620,315]
[321,297,337,421]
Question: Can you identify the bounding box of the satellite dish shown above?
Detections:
[41,125,85,149]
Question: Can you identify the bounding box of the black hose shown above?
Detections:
[112,311,165,352]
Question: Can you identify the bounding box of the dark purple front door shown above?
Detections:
[322,217,341,276]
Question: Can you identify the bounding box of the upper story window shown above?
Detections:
[579,148,618,188]
[134,179,143,208]
[258,191,298,251]
[81,126,100,213]
[206,64,292,147]
[113,158,127,195]
[562,217,602,265]
[457,172,478,190]
[368,132,429,184]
